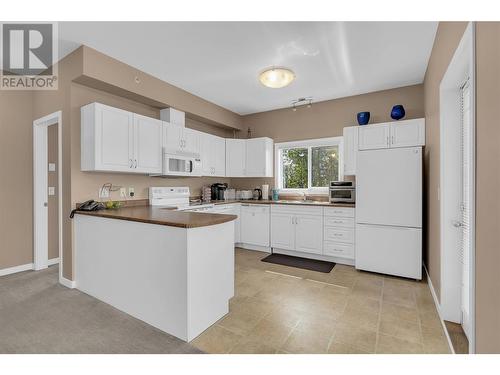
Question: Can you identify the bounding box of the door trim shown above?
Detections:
[439,22,476,353]
[33,111,63,283]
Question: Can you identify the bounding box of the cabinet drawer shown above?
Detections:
[323,241,354,259]
[324,227,354,243]
[324,216,354,228]
[271,204,322,216]
[324,207,355,218]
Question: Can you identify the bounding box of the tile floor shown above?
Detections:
[191,248,451,354]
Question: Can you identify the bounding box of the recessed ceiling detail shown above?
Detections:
[57,22,438,115]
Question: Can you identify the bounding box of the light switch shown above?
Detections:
[48,186,55,196]
[48,163,56,172]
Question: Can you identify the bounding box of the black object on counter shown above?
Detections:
[211,183,228,201]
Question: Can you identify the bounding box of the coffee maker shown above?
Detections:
[211,183,228,201]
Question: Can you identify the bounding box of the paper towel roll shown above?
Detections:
[261,184,269,200]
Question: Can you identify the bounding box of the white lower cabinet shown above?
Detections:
[240,204,270,247]
[210,204,240,243]
[271,206,323,255]
[323,206,355,260]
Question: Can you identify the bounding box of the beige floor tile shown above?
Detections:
[234,280,262,298]
[331,322,377,353]
[418,309,443,330]
[191,325,243,354]
[280,327,332,354]
[378,316,422,344]
[421,325,451,354]
[244,317,295,348]
[376,333,424,354]
[295,313,338,338]
[337,304,380,331]
[217,310,261,336]
[231,296,279,318]
[381,302,419,324]
[382,285,416,308]
[229,338,277,354]
[328,341,369,354]
[346,295,381,315]
[264,306,303,328]
[351,282,383,301]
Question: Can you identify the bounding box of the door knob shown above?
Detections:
[43,202,48,207]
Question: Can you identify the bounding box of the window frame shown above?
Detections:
[274,136,344,194]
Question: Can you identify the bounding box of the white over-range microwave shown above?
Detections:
[160,149,202,177]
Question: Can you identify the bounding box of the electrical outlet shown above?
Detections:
[120,187,127,198]
[99,187,109,199]
[128,187,135,198]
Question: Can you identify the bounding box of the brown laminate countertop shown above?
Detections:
[211,199,356,208]
[74,206,237,229]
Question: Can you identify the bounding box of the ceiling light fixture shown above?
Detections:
[259,67,295,88]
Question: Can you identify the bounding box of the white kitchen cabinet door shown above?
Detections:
[271,213,295,250]
[213,136,226,176]
[182,127,200,154]
[245,137,273,177]
[295,215,323,254]
[226,139,246,177]
[81,103,134,172]
[358,123,390,150]
[199,132,215,176]
[163,122,183,153]
[240,205,270,247]
[133,114,163,174]
[343,126,358,175]
[390,119,425,148]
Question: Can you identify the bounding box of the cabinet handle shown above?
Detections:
[391,135,394,145]
[129,159,133,168]
[134,159,138,168]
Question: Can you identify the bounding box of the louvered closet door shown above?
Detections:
[460,80,473,340]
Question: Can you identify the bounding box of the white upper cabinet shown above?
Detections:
[133,114,163,174]
[358,119,425,151]
[226,139,246,177]
[389,119,425,148]
[226,137,273,178]
[81,103,161,174]
[343,126,358,175]
[245,137,273,177]
[162,123,200,155]
[358,123,390,150]
[200,132,226,177]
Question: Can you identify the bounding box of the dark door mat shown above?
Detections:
[261,253,335,273]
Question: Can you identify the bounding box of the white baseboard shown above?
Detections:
[59,276,76,289]
[424,264,455,354]
[236,243,272,253]
[0,263,33,277]
[47,257,60,266]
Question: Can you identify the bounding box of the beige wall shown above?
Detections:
[475,22,500,354]
[47,124,59,260]
[0,91,34,270]
[232,84,425,191]
[422,22,468,300]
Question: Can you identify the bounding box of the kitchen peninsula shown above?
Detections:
[73,206,237,342]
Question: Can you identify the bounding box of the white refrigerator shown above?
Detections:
[355,147,422,279]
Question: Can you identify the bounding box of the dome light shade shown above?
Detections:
[259,67,295,88]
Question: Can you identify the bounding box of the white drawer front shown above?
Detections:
[323,241,354,259]
[324,207,355,218]
[324,216,354,228]
[324,227,354,243]
[271,204,323,216]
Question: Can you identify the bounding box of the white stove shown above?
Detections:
[149,187,214,212]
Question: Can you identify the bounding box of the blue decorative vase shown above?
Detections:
[391,105,406,120]
[357,111,370,125]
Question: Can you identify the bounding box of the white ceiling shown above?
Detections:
[58,22,438,115]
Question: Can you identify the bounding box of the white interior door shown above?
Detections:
[34,125,49,270]
[460,80,473,339]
